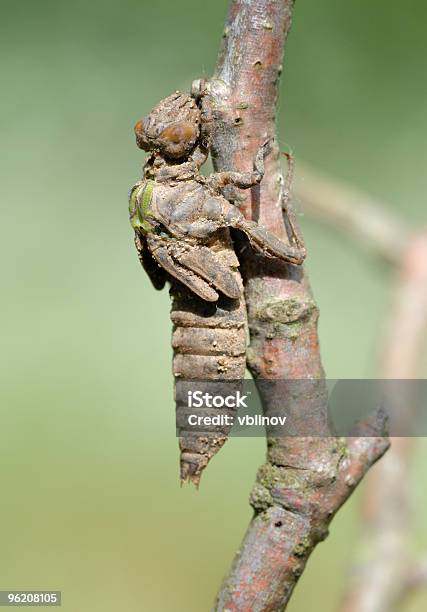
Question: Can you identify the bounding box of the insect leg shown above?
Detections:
[224,206,306,265]
[208,141,271,190]
[281,152,306,253]
[241,219,306,264]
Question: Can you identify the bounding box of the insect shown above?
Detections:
[129,89,306,485]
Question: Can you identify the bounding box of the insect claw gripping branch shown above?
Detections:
[128,88,306,485]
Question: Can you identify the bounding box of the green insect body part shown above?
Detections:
[129,180,155,233]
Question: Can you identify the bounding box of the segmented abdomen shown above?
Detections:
[171,233,246,485]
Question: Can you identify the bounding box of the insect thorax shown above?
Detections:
[129,179,155,233]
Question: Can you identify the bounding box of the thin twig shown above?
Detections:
[294,162,410,265]
[404,557,427,593]
[340,232,427,612]
[204,2,389,610]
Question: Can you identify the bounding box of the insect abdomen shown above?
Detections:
[172,305,246,379]
[171,262,247,486]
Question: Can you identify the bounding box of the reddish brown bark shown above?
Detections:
[205,1,389,609]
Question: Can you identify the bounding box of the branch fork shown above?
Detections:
[195,3,391,610]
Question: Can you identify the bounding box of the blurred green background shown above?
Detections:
[1,0,426,610]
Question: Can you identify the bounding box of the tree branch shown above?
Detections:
[288,161,427,611]
[203,2,389,609]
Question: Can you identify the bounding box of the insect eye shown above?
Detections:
[160,122,197,145]
[134,119,144,137]
[134,118,153,151]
